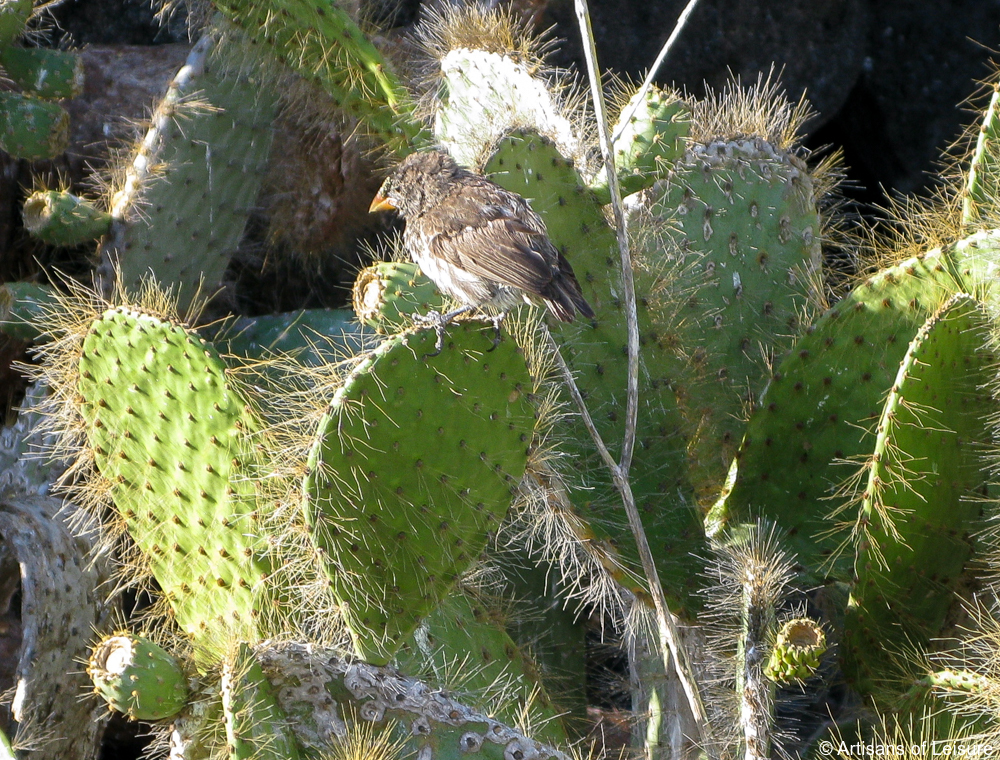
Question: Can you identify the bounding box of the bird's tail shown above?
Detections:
[543,272,595,323]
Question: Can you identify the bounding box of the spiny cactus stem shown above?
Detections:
[542,324,715,753]
[738,576,774,760]
[107,33,213,221]
[610,0,701,144]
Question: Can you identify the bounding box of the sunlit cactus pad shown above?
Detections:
[304,323,536,663]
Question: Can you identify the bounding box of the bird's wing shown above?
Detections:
[423,197,557,294]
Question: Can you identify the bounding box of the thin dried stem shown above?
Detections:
[610,0,702,144]
[571,0,716,753]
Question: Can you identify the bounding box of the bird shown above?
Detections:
[369,150,594,350]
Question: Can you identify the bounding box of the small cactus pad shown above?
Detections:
[222,642,301,760]
[764,618,826,684]
[592,86,691,199]
[304,324,535,664]
[842,293,993,693]
[0,91,69,159]
[353,261,446,333]
[78,307,271,653]
[721,250,964,579]
[88,633,190,721]
[23,189,111,247]
[0,47,84,99]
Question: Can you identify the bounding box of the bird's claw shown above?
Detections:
[485,312,506,352]
[413,311,450,357]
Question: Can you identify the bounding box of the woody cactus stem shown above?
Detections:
[259,642,572,760]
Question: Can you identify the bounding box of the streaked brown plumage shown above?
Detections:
[369,150,594,323]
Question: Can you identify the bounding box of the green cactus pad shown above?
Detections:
[0,47,84,99]
[210,308,367,367]
[484,129,703,608]
[646,136,823,506]
[0,0,31,46]
[763,618,826,684]
[0,91,68,159]
[88,633,190,721]
[78,307,272,655]
[304,323,535,664]
[222,642,301,760]
[842,293,993,693]
[591,86,690,199]
[23,189,111,247]
[103,35,277,314]
[0,281,57,342]
[720,249,965,580]
[211,0,425,155]
[396,589,569,747]
[963,80,1000,228]
[353,261,446,333]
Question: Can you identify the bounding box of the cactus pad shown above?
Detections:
[88,633,190,721]
[304,324,535,664]
[721,250,965,579]
[78,307,271,654]
[842,293,993,692]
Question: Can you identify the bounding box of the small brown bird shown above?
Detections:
[369,150,594,343]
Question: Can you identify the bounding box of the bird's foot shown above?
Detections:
[413,306,474,357]
[484,311,508,352]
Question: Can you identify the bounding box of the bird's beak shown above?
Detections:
[369,192,396,213]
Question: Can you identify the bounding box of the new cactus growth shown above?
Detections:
[591,86,691,200]
[764,618,826,684]
[23,190,112,247]
[89,634,190,721]
[353,260,447,333]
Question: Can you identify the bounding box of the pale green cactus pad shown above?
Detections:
[78,307,272,655]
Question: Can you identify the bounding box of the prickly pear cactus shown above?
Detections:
[99,32,278,314]
[88,634,190,721]
[304,323,536,664]
[841,293,993,693]
[77,306,273,657]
